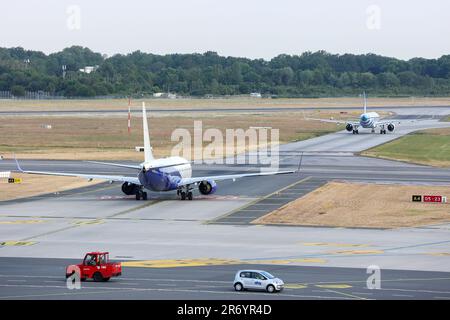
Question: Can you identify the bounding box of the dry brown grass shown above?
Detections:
[0,111,351,160]
[1,97,449,112]
[0,173,102,201]
[253,182,450,228]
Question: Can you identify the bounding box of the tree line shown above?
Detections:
[1,46,450,97]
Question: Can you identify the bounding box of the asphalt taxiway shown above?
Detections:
[1,258,450,300]
[0,106,449,299]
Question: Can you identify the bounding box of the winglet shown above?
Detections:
[14,154,24,172]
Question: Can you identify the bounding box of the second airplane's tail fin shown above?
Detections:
[363,91,367,113]
[142,102,154,163]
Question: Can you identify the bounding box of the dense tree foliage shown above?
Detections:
[1,46,450,97]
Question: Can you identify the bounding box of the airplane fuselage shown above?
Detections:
[359,112,380,128]
[138,156,192,191]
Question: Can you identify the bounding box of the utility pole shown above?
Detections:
[127,97,131,134]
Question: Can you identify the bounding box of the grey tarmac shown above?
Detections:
[0,258,450,300]
[0,105,449,299]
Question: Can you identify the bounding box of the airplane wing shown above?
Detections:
[86,160,191,171]
[14,158,141,185]
[177,170,296,186]
[375,120,402,126]
[372,119,403,129]
[305,117,359,126]
[85,161,142,170]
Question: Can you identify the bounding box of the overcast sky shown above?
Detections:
[1,0,449,60]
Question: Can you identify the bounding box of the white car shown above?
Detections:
[233,270,284,293]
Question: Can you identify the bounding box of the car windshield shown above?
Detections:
[260,271,275,279]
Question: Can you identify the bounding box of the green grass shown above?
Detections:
[363,128,450,167]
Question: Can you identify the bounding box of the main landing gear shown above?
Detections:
[352,129,359,134]
[177,185,193,201]
[380,125,387,134]
[135,189,148,200]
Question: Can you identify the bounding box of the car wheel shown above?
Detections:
[93,272,103,282]
[234,283,243,291]
[266,285,275,293]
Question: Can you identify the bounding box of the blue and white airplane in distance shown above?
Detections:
[309,92,400,134]
[15,103,296,201]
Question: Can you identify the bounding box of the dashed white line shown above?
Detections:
[392,294,414,298]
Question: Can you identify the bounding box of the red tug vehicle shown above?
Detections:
[66,252,122,282]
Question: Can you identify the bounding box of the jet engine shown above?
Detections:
[346,123,354,132]
[387,123,395,132]
[198,180,217,195]
[121,182,139,195]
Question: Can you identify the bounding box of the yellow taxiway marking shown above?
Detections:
[330,250,384,255]
[301,242,369,248]
[0,220,44,225]
[321,288,368,300]
[72,219,104,226]
[249,258,326,265]
[428,252,450,257]
[293,258,326,263]
[0,241,36,246]
[316,284,353,289]
[123,257,327,269]
[250,259,286,265]
[122,258,241,268]
[285,284,308,289]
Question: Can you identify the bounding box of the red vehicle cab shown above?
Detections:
[66,252,121,282]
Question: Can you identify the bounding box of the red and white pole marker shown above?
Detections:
[127,97,131,134]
